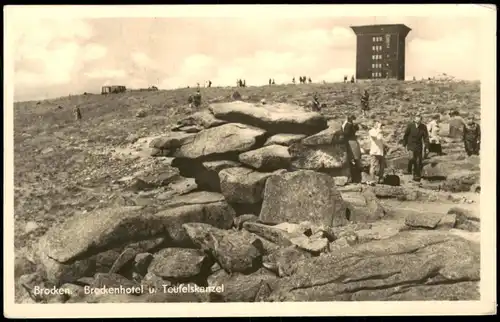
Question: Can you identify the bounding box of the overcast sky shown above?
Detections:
[8,5,490,101]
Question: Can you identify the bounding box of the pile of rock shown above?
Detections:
[152,101,351,217]
[16,101,480,304]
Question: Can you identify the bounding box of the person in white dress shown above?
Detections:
[426,114,443,156]
[368,121,386,183]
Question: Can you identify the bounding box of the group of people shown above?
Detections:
[342,111,481,185]
[292,76,312,84]
[343,75,356,83]
[187,89,202,108]
[236,79,246,87]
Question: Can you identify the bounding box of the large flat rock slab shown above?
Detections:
[264,133,306,147]
[209,101,327,135]
[39,192,235,264]
[266,231,480,301]
[239,144,292,171]
[172,123,267,160]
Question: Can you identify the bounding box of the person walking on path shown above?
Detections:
[342,115,362,183]
[426,114,443,156]
[463,115,481,156]
[402,114,430,182]
[360,89,370,117]
[74,106,82,121]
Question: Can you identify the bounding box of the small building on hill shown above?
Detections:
[350,24,411,81]
[101,85,127,94]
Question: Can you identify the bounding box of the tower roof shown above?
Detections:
[350,24,411,37]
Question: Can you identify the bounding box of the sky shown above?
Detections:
[8,6,489,102]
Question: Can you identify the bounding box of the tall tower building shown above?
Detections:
[350,24,411,81]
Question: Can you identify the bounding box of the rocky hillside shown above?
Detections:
[14,80,481,303]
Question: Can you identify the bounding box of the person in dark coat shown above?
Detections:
[192,89,202,108]
[360,89,370,116]
[311,93,320,111]
[463,115,480,156]
[342,115,362,183]
[74,106,82,121]
[448,110,465,138]
[402,114,430,182]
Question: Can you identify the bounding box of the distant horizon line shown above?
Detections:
[13,78,481,104]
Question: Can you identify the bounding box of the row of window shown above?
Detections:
[372,54,383,60]
[372,63,382,69]
[372,72,383,78]
[372,45,383,52]
[372,36,383,42]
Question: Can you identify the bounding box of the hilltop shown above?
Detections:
[13,79,481,247]
[13,80,481,303]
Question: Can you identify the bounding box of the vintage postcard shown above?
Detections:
[3,4,496,318]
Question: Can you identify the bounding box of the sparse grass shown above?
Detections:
[13,80,480,250]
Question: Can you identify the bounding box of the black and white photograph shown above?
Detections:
[4,4,496,318]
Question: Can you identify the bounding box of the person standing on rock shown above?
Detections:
[449,110,465,138]
[74,106,82,121]
[311,92,321,111]
[426,114,443,156]
[192,89,202,108]
[360,89,370,117]
[402,114,430,182]
[351,75,355,83]
[269,78,272,85]
[462,115,481,156]
[342,115,362,183]
[308,77,312,84]
[368,121,386,184]
[292,77,296,84]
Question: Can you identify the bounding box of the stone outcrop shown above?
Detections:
[209,101,328,135]
[265,231,480,301]
[21,93,482,304]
